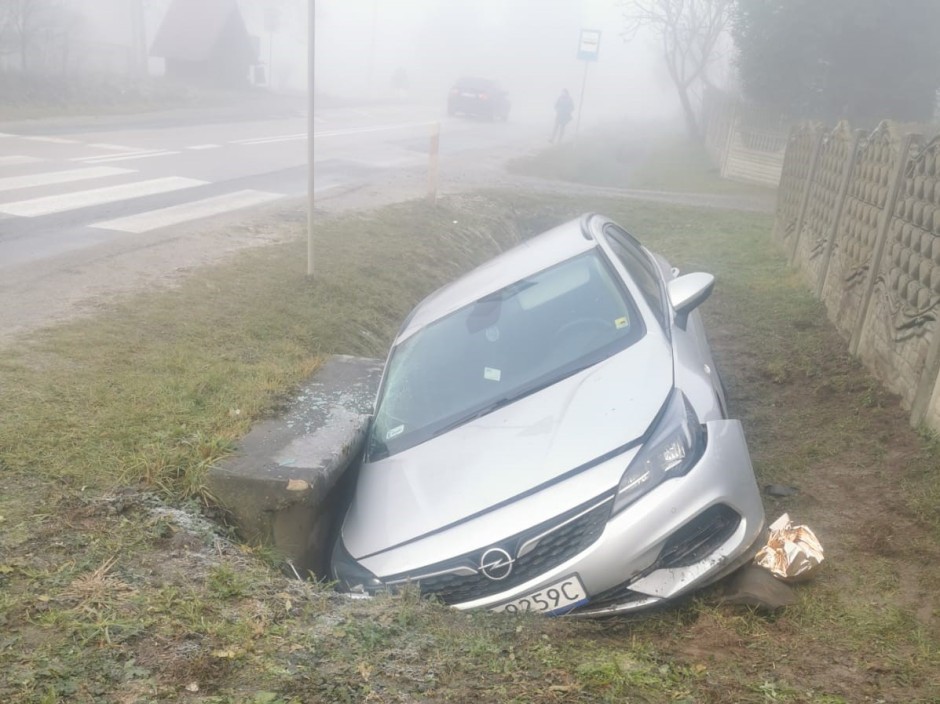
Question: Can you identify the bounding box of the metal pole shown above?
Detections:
[575,60,589,136]
[428,121,440,204]
[306,0,316,277]
[268,32,274,87]
[367,0,377,98]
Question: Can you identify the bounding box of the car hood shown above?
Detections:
[343,334,674,560]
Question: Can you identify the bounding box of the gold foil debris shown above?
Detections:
[754,513,824,582]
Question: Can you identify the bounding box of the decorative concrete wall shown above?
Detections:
[775,119,940,432]
[772,125,823,247]
[792,122,858,290]
[856,136,938,413]
[820,123,905,340]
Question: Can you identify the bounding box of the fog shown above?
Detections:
[1,0,700,132]
[298,0,677,125]
[136,0,690,130]
[303,0,682,127]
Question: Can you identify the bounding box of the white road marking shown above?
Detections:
[0,166,134,193]
[77,150,180,164]
[72,149,159,162]
[0,176,206,217]
[89,143,140,151]
[231,133,307,145]
[0,156,44,167]
[186,144,221,150]
[0,133,16,138]
[231,121,437,147]
[313,116,326,124]
[90,189,284,233]
[23,135,79,144]
[315,122,437,138]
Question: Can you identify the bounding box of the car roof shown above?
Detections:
[396,215,600,342]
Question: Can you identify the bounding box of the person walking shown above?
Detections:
[551,89,575,143]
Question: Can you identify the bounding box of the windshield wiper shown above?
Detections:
[425,354,607,441]
[430,395,518,438]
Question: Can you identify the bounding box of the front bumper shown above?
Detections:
[342,420,765,616]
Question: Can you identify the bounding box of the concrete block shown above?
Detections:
[208,355,383,577]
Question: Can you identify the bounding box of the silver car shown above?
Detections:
[331,214,765,616]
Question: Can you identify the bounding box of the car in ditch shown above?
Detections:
[330,213,766,616]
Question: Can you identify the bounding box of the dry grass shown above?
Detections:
[1,187,940,702]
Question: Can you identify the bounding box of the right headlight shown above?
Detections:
[330,536,384,594]
[612,389,705,514]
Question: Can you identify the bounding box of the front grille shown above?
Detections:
[392,494,613,605]
[655,504,741,569]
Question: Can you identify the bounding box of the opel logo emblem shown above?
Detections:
[479,547,514,581]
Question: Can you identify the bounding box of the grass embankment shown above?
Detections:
[2,188,940,702]
[507,129,776,198]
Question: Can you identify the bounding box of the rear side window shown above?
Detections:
[602,225,667,330]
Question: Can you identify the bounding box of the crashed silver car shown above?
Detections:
[331,214,765,616]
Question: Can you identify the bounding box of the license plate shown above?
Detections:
[491,575,587,615]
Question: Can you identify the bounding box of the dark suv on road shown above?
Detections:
[447,77,510,121]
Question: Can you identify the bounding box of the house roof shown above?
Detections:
[150,0,251,61]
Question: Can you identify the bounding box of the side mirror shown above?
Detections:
[667,272,715,330]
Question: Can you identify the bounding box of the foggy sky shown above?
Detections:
[127,0,697,130]
[306,0,683,126]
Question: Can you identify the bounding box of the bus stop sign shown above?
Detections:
[578,29,601,61]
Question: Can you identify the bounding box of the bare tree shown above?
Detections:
[2,0,44,72]
[0,0,69,74]
[621,0,733,140]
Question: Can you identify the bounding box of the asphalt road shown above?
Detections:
[0,98,544,270]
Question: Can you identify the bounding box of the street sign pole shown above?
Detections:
[575,29,601,137]
[265,6,280,88]
[307,0,316,277]
[576,61,589,136]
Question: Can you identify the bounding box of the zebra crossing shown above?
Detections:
[0,135,286,234]
[0,104,444,239]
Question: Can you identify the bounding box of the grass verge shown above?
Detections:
[507,127,776,197]
[1,190,939,702]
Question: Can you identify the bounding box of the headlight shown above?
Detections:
[612,390,705,514]
[330,537,384,594]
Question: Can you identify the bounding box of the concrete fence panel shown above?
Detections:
[820,122,904,341]
[773,125,824,244]
[792,122,856,288]
[849,137,939,414]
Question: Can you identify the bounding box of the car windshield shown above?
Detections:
[368,250,645,459]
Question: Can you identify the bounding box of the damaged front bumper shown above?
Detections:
[457,420,764,615]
